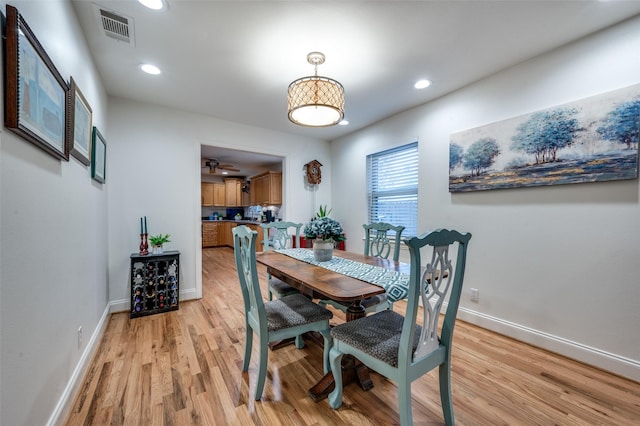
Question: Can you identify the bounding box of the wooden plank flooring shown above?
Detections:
[66,247,640,425]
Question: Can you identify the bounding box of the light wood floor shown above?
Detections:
[66,247,640,425]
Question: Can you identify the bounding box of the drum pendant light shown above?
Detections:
[287,52,345,127]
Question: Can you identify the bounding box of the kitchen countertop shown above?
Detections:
[202,219,263,225]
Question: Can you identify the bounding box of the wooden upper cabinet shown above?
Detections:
[236,180,243,206]
[224,179,237,206]
[250,171,282,205]
[224,179,243,206]
[201,183,214,206]
[241,187,250,207]
[213,183,225,206]
[269,172,282,205]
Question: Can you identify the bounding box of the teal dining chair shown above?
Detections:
[320,222,405,314]
[232,225,333,400]
[259,221,303,300]
[327,228,472,425]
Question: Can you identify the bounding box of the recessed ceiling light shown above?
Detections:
[339,120,349,126]
[140,64,161,75]
[138,0,165,10]
[414,79,431,89]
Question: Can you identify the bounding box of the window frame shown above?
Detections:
[366,141,419,238]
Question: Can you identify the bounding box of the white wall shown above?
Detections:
[0,1,109,425]
[106,97,330,308]
[332,15,640,381]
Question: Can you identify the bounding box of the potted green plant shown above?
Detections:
[316,204,332,218]
[149,233,171,254]
[304,209,345,261]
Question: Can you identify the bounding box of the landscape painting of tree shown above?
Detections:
[449,84,639,192]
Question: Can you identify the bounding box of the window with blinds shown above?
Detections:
[367,142,419,238]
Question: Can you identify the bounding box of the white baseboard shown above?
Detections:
[46,287,201,425]
[46,303,111,426]
[457,307,640,383]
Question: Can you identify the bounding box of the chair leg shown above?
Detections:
[242,323,252,372]
[294,334,305,349]
[267,280,274,300]
[398,381,412,426]
[439,362,454,426]
[328,347,344,409]
[320,329,332,374]
[254,332,269,400]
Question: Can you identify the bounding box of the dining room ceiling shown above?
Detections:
[71,0,640,143]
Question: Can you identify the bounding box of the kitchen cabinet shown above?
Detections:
[202,222,219,247]
[203,220,264,251]
[244,223,264,252]
[225,179,237,206]
[224,179,243,206]
[201,183,214,206]
[241,187,250,207]
[213,182,225,206]
[221,221,235,247]
[250,171,282,205]
[219,221,263,251]
[202,182,228,206]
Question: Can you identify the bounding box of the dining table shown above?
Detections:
[255,248,411,402]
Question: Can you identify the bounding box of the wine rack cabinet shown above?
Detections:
[130,251,180,318]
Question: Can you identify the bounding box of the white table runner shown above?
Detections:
[275,248,410,302]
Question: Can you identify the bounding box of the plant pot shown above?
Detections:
[313,239,334,262]
[152,245,163,255]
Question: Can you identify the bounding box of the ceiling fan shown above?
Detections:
[202,158,240,174]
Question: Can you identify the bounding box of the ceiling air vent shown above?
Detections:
[95,6,135,45]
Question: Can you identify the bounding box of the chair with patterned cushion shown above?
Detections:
[321,222,405,314]
[233,225,333,400]
[327,228,472,425]
[260,221,303,300]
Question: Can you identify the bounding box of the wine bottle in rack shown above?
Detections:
[131,251,179,318]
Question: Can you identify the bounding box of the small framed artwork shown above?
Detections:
[69,77,93,165]
[3,5,69,161]
[91,127,106,184]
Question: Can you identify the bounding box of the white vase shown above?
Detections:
[152,245,163,255]
[313,239,334,262]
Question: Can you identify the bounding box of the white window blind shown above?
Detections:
[367,142,419,238]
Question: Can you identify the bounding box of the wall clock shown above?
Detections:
[305,159,323,185]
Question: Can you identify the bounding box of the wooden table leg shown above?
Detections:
[268,338,295,350]
[308,300,375,401]
[308,356,358,402]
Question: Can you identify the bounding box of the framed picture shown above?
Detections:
[69,77,93,165]
[3,5,69,161]
[449,83,640,192]
[91,127,106,184]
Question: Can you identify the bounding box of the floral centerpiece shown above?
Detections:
[304,207,345,261]
[303,217,346,243]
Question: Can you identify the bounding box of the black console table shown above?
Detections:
[130,250,180,318]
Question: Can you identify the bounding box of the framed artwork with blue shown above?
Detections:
[3,5,69,161]
[449,84,639,192]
